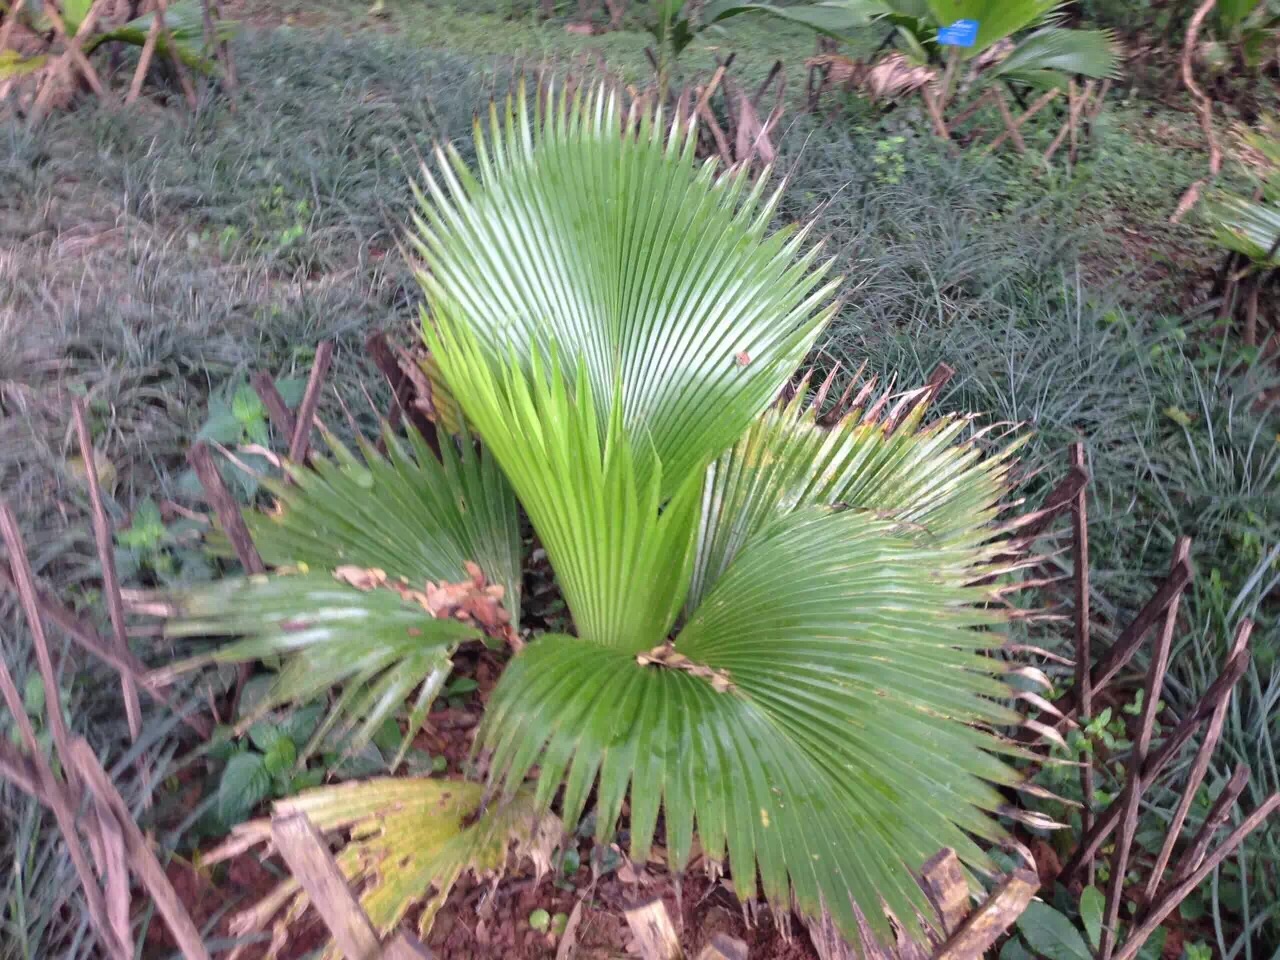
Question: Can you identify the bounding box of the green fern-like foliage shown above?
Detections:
[166,85,1028,951]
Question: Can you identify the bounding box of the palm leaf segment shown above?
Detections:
[414,86,1024,946]
[162,424,522,764]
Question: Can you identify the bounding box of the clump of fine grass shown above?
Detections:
[783,119,1280,955]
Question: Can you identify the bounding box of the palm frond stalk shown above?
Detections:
[163,84,1033,952]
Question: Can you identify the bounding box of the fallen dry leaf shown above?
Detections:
[637,641,733,693]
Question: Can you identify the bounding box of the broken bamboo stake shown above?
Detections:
[1142,620,1252,903]
[1059,637,1251,885]
[625,897,682,960]
[72,399,142,741]
[250,370,298,440]
[187,442,264,575]
[1112,792,1280,960]
[1070,441,1095,886]
[272,813,432,960]
[288,340,335,465]
[933,869,1039,960]
[71,739,212,960]
[0,501,128,958]
[1098,537,1188,960]
[1050,555,1194,720]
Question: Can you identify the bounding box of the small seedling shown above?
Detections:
[528,908,551,933]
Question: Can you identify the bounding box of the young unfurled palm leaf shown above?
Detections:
[162,85,1030,951]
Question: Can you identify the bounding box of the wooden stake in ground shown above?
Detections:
[72,399,143,741]
[0,501,129,958]
[288,340,335,465]
[1070,442,1095,885]
[272,813,432,960]
[1170,0,1221,223]
[933,869,1039,960]
[1142,620,1252,903]
[625,897,682,960]
[1099,537,1189,960]
[126,0,197,108]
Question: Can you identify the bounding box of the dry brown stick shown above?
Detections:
[158,0,198,108]
[208,0,236,98]
[1244,280,1260,347]
[991,87,1061,155]
[696,99,734,166]
[0,503,127,959]
[126,3,164,104]
[1069,81,1096,163]
[72,400,142,741]
[933,869,1039,960]
[0,738,42,796]
[1005,465,1089,545]
[991,86,1027,155]
[1051,556,1194,719]
[187,442,264,575]
[272,813,385,960]
[1058,634,1250,885]
[920,848,971,935]
[1166,763,1251,890]
[0,560,210,736]
[72,739,212,960]
[0,0,29,55]
[1112,793,1280,960]
[366,333,437,451]
[947,89,995,130]
[250,371,298,440]
[921,85,953,145]
[1099,537,1189,960]
[42,2,109,100]
[1142,620,1252,904]
[1070,442,1095,886]
[0,502,78,780]
[1170,0,1220,223]
[1066,80,1081,164]
[288,341,335,465]
[624,897,683,960]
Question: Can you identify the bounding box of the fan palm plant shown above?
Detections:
[164,85,1033,951]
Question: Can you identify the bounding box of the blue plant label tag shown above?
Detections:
[937,18,979,47]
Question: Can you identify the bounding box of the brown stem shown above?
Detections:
[1099,537,1189,960]
[72,400,142,741]
[1070,442,1095,885]
[1142,621,1252,903]
[1113,793,1280,960]
[288,341,335,465]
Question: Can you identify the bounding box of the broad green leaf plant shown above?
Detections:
[163,85,1033,951]
[703,0,1122,89]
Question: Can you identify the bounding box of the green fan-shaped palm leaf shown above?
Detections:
[688,385,1019,610]
[172,84,1029,954]
[409,84,840,501]
[990,27,1122,82]
[162,573,470,761]
[158,425,521,764]
[425,324,701,653]
[1207,193,1280,266]
[249,424,521,610]
[924,0,1058,53]
[479,508,1020,945]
